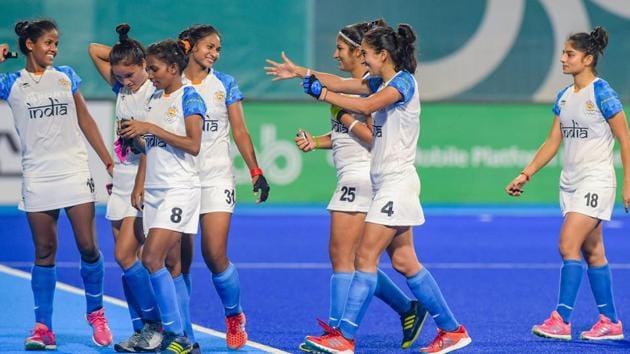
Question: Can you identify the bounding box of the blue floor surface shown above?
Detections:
[2,205,630,353]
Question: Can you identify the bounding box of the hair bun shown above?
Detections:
[15,21,30,36]
[116,23,131,41]
[397,24,417,45]
[589,26,608,54]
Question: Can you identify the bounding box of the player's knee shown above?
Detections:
[115,248,137,269]
[329,249,354,272]
[202,251,228,273]
[582,246,606,266]
[558,241,580,259]
[354,248,379,270]
[34,242,56,263]
[141,252,163,273]
[390,253,419,276]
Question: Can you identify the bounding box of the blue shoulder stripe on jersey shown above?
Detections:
[367,77,383,94]
[213,70,244,106]
[53,66,82,93]
[0,72,21,100]
[112,81,123,95]
[182,86,207,118]
[594,79,623,120]
[552,84,571,116]
[388,71,415,106]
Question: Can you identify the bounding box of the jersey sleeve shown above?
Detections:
[182,86,207,118]
[552,85,570,116]
[388,71,415,106]
[112,81,123,94]
[594,79,623,120]
[214,70,244,106]
[54,66,82,93]
[366,77,383,94]
[0,72,20,100]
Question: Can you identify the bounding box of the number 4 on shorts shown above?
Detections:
[381,201,394,216]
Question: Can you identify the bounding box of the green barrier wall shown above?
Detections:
[236,102,625,204]
[2,0,629,101]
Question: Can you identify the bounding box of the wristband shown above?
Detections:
[318,87,328,101]
[314,137,320,149]
[520,171,531,181]
[250,168,263,178]
[348,120,360,132]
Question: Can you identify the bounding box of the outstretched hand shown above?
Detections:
[265,51,300,81]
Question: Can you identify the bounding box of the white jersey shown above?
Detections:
[366,71,420,189]
[143,85,206,189]
[0,66,90,178]
[330,103,371,180]
[112,79,154,185]
[183,69,243,185]
[553,78,623,190]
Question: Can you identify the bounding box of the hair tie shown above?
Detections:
[179,39,192,54]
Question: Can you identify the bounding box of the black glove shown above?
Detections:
[253,175,270,202]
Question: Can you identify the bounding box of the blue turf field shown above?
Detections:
[1,205,630,353]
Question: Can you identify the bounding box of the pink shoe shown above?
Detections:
[226,312,248,350]
[580,315,624,340]
[419,325,472,354]
[532,310,571,340]
[24,323,56,350]
[86,308,113,346]
[305,320,355,354]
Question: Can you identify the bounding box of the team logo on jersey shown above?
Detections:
[21,82,31,88]
[585,100,595,112]
[166,106,178,123]
[560,120,588,139]
[58,78,71,89]
[27,97,69,119]
[145,133,167,149]
[559,99,566,108]
[331,119,349,134]
[214,91,225,102]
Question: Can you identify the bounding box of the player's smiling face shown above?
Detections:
[191,33,221,70]
[112,62,147,92]
[28,29,59,68]
[334,37,360,72]
[561,41,593,76]
[146,55,176,90]
[360,42,384,76]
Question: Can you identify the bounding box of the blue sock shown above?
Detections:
[587,264,618,322]
[183,272,192,296]
[375,268,411,315]
[407,268,459,331]
[212,263,242,317]
[329,272,353,327]
[174,275,195,342]
[150,268,183,335]
[80,251,104,313]
[122,274,143,332]
[124,260,160,323]
[556,259,583,323]
[338,271,377,340]
[31,265,56,329]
